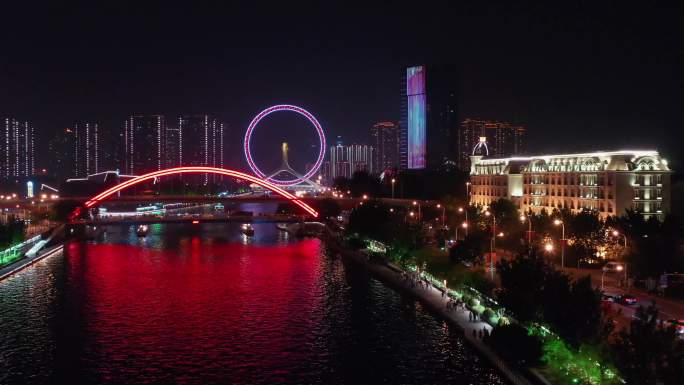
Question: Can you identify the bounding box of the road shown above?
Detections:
[565,267,684,324]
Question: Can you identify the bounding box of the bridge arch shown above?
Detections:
[75,166,319,218]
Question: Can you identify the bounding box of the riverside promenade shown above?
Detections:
[0,244,64,281]
[327,234,543,385]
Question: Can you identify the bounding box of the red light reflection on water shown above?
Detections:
[65,239,325,383]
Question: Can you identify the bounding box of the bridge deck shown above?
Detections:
[72,215,306,226]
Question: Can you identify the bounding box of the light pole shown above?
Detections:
[391,178,396,199]
[612,230,627,247]
[520,214,532,252]
[436,203,445,228]
[601,263,628,291]
[458,207,468,237]
[601,269,607,291]
[412,201,421,221]
[554,219,565,269]
[485,210,497,280]
[466,181,471,202]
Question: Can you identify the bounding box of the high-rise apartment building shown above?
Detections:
[469,150,671,220]
[328,143,374,179]
[1,117,35,180]
[371,121,399,173]
[399,65,458,170]
[458,118,526,170]
[48,128,77,180]
[74,123,99,177]
[178,115,225,184]
[124,115,166,175]
[165,127,181,169]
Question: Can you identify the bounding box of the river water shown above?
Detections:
[0,222,506,384]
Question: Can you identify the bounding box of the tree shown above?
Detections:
[611,303,684,385]
[347,201,393,242]
[347,171,382,197]
[49,200,83,222]
[497,252,607,347]
[448,232,485,265]
[0,219,26,248]
[496,252,547,323]
[313,198,341,219]
[489,323,543,367]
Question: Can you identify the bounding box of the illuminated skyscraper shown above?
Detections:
[124,115,166,175]
[371,121,399,173]
[178,115,225,184]
[458,118,527,170]
[74,122,100,177]
[1,117,35,180]
[399,65,458,170]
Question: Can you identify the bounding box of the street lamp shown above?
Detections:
[601,263,628,291]
[466,182,471,202]
[436,203,445,227]
[544,242,554,252]
[554,219,565,269]
[412,201,421,221]
[612,230,627,247]
[458,206,469,237]
[391,178,396,199]
[484,210,497,280]
[520,214,533,252]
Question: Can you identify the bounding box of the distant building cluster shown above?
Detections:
[459,118,526,170]
[469,150,671,220]
[323,143,375,180]
[41,114,226,184]
[1,117,35,181]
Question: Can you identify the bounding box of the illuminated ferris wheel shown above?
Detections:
[243,105,326,187]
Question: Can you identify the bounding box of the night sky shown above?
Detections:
[1,2,682,170]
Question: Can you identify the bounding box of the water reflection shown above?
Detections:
[0,222,506,385]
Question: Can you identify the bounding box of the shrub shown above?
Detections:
[472,304,486,315]
[468,297,480,308]
[483,308,496,321]
[348,236,366,250]
[489,324,543,367]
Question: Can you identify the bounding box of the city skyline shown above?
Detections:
[1,3,681,171]
[1,4,684,385]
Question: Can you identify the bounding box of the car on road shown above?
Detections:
[665,320,684,336]
[615,294,638,305]
[602,261,626,273]
[601,294,615,302]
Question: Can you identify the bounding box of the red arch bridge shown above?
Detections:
[69,166,320,222]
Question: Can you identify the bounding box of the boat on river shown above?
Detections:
[241,223,254,236]
[136,224,149,237]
